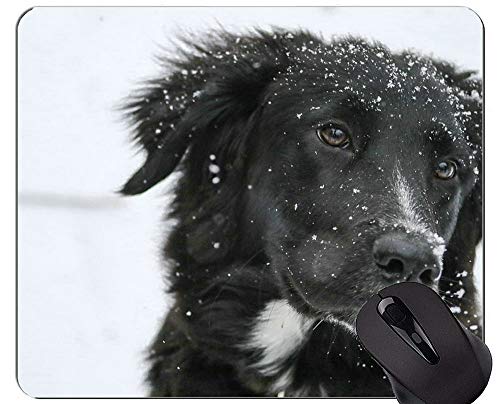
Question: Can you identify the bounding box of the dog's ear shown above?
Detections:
[444,63,482,240]
[120,31,292,195]
[432,60,482,237]
[120,80,193,195]
[435,63,483,332]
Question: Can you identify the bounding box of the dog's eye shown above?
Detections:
[317,124,350,147]
[435,160,457,180]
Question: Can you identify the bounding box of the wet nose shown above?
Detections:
[373,233,441,285]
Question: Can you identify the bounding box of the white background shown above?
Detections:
[1,1,498,403]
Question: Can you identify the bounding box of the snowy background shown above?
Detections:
[17,7,483,397]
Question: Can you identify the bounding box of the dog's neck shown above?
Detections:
[167,257,392,396]
[240,299,388,396]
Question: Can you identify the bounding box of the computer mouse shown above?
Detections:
[356,282,492,404]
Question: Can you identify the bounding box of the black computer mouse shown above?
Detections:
[356,282,492,404]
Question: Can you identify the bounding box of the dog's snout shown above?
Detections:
[373,233,441,285]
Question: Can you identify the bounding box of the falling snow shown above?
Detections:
[208,164,220,174]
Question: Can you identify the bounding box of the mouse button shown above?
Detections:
[406,296,463,345]
[410,332,421,343]
[377,296,411,326]
[356,296,394,350]
[397,311,487,401]
[385,303,407,324]
[357,299,431,384]
[380,283,444,327]
[376,296,394,312]
[356,295,383,339]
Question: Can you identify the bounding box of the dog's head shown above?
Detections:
[122,31,482,327]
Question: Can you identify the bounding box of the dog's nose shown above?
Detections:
[373,233,441,285]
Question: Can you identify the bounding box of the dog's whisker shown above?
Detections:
[325,324,337,357]
[312,318,324,331]
[235,248,266,273]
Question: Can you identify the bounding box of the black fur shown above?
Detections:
[121,29,482,397]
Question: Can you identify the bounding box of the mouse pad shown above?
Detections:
[17,7,484,398]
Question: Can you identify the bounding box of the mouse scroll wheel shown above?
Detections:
[385,303,406,324]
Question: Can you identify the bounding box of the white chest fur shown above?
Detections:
[243,299,314,393]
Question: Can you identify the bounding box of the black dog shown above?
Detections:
[121,29,482,397]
